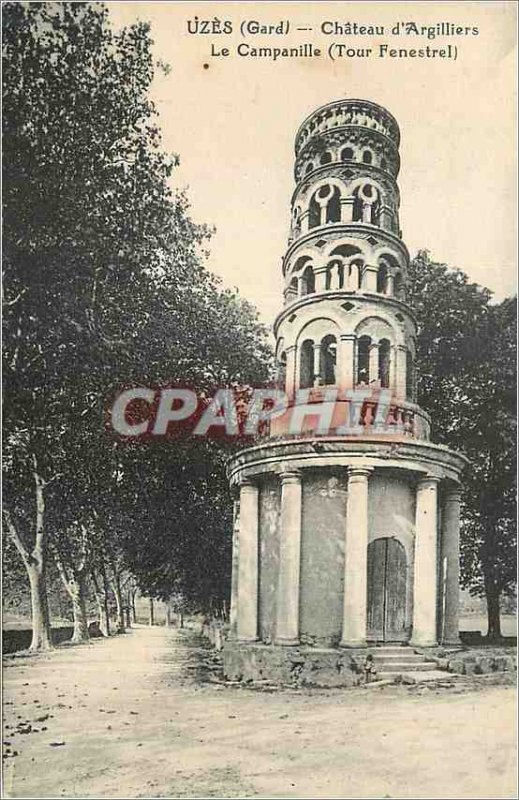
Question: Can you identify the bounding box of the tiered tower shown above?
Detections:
[224,100,467,684]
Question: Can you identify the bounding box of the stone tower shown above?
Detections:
[224,99,467,683]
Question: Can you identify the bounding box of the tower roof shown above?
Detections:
[295,99,400,155]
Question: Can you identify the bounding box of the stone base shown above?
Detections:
[222,641,368,687]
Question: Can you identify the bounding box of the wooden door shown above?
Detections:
[367,537,408,642]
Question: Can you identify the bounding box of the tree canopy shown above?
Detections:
[409,251,516,637]
[2,1,272,646]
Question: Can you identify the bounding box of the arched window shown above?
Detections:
[379,339,391,388]
[352,188,363,222]
[377,263,389,294]
[357,335,371,384]
[352,259,364,289]
[277,351,287,390]
[341,147,354,161]
[309,184,341,228]
[320,335,337,385]
[320,151,332,165]
[362,150,373,164]
[406,350,414,400]
[301,265,315,295]
[326,186,341,223]
[326,259,343,290]
[308,191,322,229]
[299,340,314,389]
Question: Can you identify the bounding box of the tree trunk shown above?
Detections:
[27,563,52,651]
[148,598,154,626]
[125,604,131,628]
[130,589,137,623]
[91,570,110,637]
[486,588,502,640]
[5,470,53,653]
[178,610,184,629]
[53,550,90,644]
[165,601,172,627]
[68,575,90,643]
[112,574,126,633]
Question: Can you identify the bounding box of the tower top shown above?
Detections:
[295,98,400,157]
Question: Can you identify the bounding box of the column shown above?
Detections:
[229,494,240,635]
[369,341,379,385]
[340,197,355,223]
[285,345,297,398]
[362,200,373,223]
[275,470,303,645]
[337,334,355,393]
[351,263,361,290]
[364,265,378,292]
[340,467,372,647]
[331,263,341,290]
[312,342,321,386]
[389,344,397,391]
[314,267,328,292]
[441,487,462,645]
[236,479,259,642]
[395,344,407,400]
[386,273,395,296]
[411,476,440,647]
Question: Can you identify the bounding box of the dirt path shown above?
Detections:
[2,625,516,799]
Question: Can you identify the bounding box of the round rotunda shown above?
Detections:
[223,99,467,684]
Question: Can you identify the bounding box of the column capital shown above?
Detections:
[417,474,441,489]
[444,486,462,503]
[239,477,257,490]
[347,466,373,481]
[285,343,297,353]
[280,469,302,485]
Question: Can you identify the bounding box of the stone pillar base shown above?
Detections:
[339,639,367,649]
[410,638,437,648]
[274,637,300,646]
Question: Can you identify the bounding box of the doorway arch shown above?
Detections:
[367,537,408,642]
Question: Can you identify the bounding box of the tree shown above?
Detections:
[408,251,516,638]
[2,2,272,647]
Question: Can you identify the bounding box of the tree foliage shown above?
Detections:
[409,251,516,637]
[2,1,272,644]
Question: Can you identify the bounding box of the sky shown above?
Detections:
[108,2,517,325]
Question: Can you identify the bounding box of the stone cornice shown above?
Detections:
[291,160,401,207]
[296,125,400,175]
[295,99,400,152]
[273,290,417,336]
[227,437,468,487]
[283,223,408,274]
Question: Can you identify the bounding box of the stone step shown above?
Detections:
[376,661,436,673]
[372,652,427,662]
